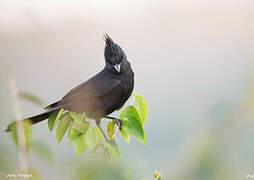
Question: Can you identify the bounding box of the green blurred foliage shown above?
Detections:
[73,159,133,180]
[19,91,46,108]
[30,140,54,164]
[10,120,32,150]
[0,142,14,172]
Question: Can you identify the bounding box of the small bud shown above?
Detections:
[154,169,162,180]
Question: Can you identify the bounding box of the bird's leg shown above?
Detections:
[95,119,115,145]
[95,119,108,141]
[105,116,123,131]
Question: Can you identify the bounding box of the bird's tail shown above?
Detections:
[4,108,60,132]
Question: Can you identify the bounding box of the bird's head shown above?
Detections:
[104,34,127,74]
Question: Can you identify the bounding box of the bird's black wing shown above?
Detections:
[57,70,121,109]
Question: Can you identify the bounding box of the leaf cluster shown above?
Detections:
[48,93,148,161]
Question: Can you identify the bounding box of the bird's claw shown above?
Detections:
[114,118,123,131]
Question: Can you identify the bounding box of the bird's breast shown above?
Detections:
[118,70,134,106]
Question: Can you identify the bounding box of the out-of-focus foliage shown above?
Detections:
[0,142,14,172]
[30,140,54,164]
[19,91,46,108]
[166,132,235,180]
[73,159,133,180]
[9,118,54,164]
[3,90,53,180]
[154,169,162,180]
[10,120,32,150]
[105,142,121,162]
[73,159,163,180]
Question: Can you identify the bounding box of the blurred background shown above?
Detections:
[0,0,253,179]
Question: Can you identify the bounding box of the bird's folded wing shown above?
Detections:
[59,75,121,106]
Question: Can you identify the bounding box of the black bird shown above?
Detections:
[5,34,134,138]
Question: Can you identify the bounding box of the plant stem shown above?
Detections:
[9,77,29,175]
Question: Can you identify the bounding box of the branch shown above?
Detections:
[9,77,29,173]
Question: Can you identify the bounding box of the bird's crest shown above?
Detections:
[103,33,114,52]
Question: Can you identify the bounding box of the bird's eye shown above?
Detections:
[120,55,123,59]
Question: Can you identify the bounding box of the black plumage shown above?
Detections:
[5,34,134,132]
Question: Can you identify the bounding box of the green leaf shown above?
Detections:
[68,123,80,142]
[72,121,89,134]
[48,109,64,132]
[48,111,58,132]
[19,91,45,107]
[30,140,54,163]
[120,106,146,144]
[69,112,85,123]
[120,126,130,144]
[10,119,32,149]
[107,121,115,140]
[56,113,72,143]
[68,124,81,142]
[106,143,120,161]
[53,108,64,128]
[85,126,99,152]
[68,121,89,142]
[73,135,87,156]
[135,94,148,125]
[95,127,104,144]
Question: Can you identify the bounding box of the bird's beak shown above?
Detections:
[114,63,121,73]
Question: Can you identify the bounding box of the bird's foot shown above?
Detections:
[105,116,123,131]
[114,118,123,131]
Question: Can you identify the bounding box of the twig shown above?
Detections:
[9,77,29,174]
